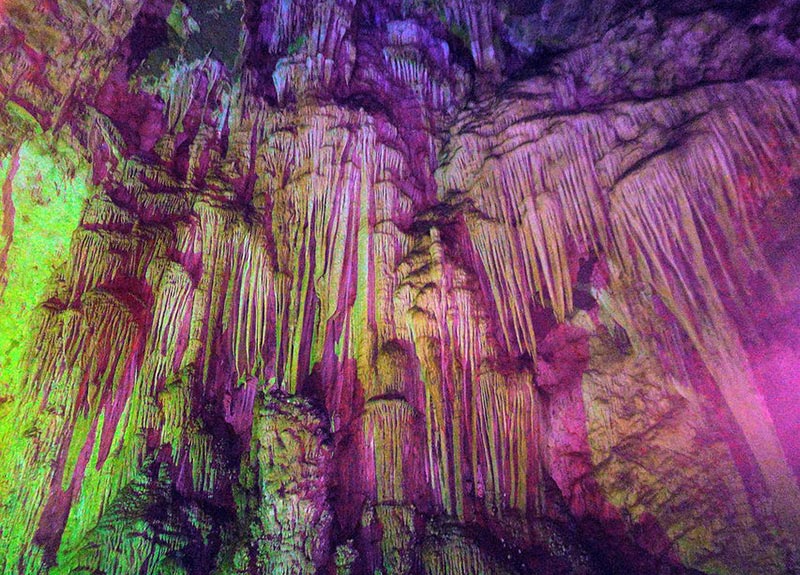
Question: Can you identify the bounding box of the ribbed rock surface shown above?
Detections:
[1,1,799,574]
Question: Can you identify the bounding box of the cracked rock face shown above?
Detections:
[1,1,799,574]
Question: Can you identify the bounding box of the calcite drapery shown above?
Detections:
[1,1,800,574]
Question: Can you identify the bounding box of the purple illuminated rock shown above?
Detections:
[1,1,800,574]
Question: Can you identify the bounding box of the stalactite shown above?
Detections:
[363,399,416,503]
[475,369,537,516]
[80,195,135,232]
[395,225,517,520]
[3,2,800,573]
[440,78,800,552]
[1,286,147,572]
[441,0,499,75]
[153,58,230,135]
[270,1,355,102]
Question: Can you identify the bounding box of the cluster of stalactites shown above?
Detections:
[4,0,800,570]
[440,81,798,358]
[438,79,800,536]
[0,42,564,569]
[271,0,356,103]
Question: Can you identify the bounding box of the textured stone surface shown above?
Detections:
[1,1,799,574]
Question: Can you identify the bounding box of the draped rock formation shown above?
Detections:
[1,1,800,574]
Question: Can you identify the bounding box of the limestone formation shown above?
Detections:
[1,1,799,574]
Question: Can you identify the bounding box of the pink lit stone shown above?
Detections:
[1,1,799,574]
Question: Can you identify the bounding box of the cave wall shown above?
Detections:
[1,1,800,574]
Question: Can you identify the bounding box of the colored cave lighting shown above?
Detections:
[1,1,800,574]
